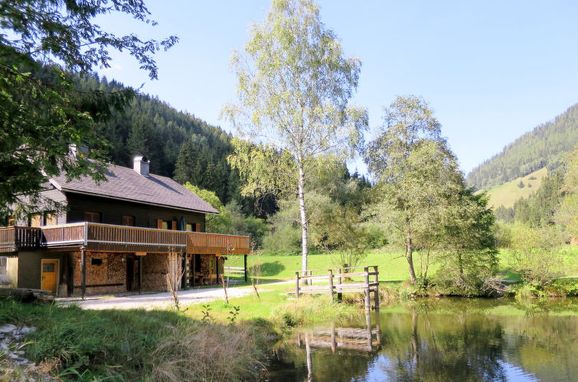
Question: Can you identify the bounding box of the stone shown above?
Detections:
[0,324,17,333]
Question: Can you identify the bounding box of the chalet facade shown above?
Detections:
[0,156,250,297]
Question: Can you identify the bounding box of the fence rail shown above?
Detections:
[295,266,380,311]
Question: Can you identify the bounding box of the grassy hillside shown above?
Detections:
[467,104,578,190]
[484,167,548,208]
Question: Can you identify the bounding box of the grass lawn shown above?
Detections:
[483,167,548,208]
[226,246,578,284]
[226,249,415,283]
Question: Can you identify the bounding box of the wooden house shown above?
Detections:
[0,156,250,297]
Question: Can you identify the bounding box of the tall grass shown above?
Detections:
[0,300,271,381]
[149,322,266,382]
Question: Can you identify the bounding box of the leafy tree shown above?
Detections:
[556,147,578,239]
[223,0,367,273]
[184,182,266,248]
[0,0,177,215]
[365,96,461,284]
[433,191,499,296]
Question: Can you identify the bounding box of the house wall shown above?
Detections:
[6,257,18,287]
[65,193,206,231]
[0,256,18,287]
[17,251,65,292]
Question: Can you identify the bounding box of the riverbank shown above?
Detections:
[1,285,577,381]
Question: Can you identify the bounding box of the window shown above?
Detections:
[29,214,42,227]
[44,212,57,226]
[122,215,135,226]
[0,257,6,275]
[84,211,101,223]
[185,223,195,232]
[161,220,169,230]
[91,258,103,266]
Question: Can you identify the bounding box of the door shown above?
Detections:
[41,259,59,294]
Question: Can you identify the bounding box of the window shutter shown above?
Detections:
[171,220,177,230]
[195,223,202,232]
[156,219,163,229]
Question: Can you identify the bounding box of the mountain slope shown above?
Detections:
[467,104,578,190]
[484,167,547,208]
[84,75,239,204]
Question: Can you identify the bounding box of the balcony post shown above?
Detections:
[80,246,87,300]
[138,256,143,295]
[244,254,248,282]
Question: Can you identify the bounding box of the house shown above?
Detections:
[0,156,251,297]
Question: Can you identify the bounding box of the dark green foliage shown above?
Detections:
[79,75,242,205]
[0,0,177,214]
[467,104,578,190]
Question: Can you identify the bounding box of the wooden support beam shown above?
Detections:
[80,247,87,300]
[328,269,334,301]
[192,255,196,288]
[364,266,370,313]
[138,256,143,295]
[295,271,300,298]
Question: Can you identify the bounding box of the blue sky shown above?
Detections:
[96,1,578,174]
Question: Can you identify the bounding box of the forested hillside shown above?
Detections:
[82,76,239,204]
[467,104,578,190]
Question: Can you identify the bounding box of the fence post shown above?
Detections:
[295,271,300,298]
[373,266,380,310]
[337,267,343,302]
[364,266,370,313]
[328,269,334,301]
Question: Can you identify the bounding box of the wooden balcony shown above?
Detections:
[0,223,251,255]
[0,226,42,253]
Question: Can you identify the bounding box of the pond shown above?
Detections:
[268,298,578,382]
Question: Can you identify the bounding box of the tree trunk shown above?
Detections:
[406,231,417,284]
[298,161,309,273]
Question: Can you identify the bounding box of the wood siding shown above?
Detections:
[65,193,206,231]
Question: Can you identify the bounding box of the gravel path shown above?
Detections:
[57,284,259,310]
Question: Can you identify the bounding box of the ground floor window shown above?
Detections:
[0,257,6,275]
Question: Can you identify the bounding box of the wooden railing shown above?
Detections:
[0,223,251,255]
[187,232,250,255]
[295,266,380,312]
[42,223,85,246]
[0,226,42,253]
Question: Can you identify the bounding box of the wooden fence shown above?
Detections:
[295,266,380,311]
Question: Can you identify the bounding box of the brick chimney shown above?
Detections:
[133,155,150,176]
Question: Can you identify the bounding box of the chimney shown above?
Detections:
[133,155,150,176]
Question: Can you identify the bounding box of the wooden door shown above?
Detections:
[41,259,59,293]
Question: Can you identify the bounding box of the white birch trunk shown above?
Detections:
[298,162,308,273]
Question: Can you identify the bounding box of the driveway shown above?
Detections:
[57,285,256,310]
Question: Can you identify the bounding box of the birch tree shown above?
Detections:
[224,0,367,273]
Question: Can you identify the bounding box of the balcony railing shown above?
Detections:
[0,223,251,255]
[0,227,42,253]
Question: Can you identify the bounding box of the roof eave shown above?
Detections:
[61,189,219,215]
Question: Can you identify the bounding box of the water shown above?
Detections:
[268,299,578,382]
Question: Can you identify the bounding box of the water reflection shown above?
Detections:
[268,299,578,382]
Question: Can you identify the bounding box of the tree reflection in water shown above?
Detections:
[268,299,578,382]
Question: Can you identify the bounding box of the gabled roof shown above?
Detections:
[50,163,218,214]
